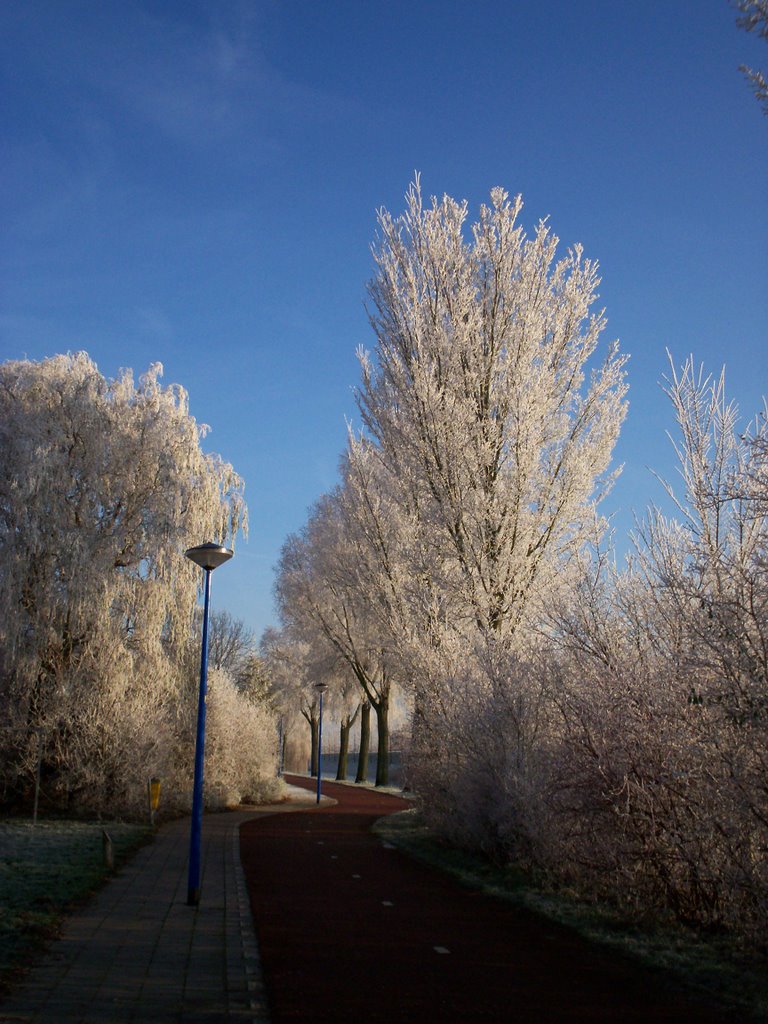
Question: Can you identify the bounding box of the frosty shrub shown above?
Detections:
[404,641,561,869]
[203,669,281,808]
[535,361,768,939]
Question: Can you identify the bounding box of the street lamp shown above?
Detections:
[315,682,328,805]
[184,542,233,906]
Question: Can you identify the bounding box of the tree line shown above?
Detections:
[266,179,767,942]
[1,172,763,944]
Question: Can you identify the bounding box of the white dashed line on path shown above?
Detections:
[434,946,450,954]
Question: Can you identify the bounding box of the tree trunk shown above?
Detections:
[336,720,350,780]
[277,717,285,776]
[309,717,319,777]
[355,702,371,783]
[374,693,390,787]
[336,703,361,781]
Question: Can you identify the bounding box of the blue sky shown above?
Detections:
[2,1,766,638]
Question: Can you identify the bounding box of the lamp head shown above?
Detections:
[185,543,234,571]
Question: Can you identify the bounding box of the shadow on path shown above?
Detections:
[240,775,738,1023]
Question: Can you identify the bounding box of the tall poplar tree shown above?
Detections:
[356,179,628,652]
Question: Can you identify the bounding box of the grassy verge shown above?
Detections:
[373,808,768,1022]
[0,818,151,993]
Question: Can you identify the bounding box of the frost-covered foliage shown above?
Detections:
[357,177,627,649]
[270,178,767,943]
[347,179,627,835]
[734,0,768,114]
[259,626,327,776]
[275,486,397,786]
[415,359,768,940]
[203,669,280,808]
[0,353,276,817]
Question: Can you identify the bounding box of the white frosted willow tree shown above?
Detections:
[348,180,627,824]
[0,353,250,815]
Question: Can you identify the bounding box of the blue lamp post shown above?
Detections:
[185,542,233,907]
[315,682,328,804]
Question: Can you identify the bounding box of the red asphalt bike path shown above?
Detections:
[240,775,738,1024]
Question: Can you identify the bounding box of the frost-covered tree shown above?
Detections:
[0,352,247,815]
[733,0,768,114]
[636,356,768,717]
[206,609,257,678]
[259,627,321,775]
[357,178,627,650]
[275,486,396,786]
[237,652,280,710]
[350,179,627,817]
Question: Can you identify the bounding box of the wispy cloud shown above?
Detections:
[135,306,175,342]
[91,4,355,153]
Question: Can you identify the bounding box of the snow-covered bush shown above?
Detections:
[204,668,280,808]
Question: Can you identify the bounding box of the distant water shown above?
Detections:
[314,751,403,787]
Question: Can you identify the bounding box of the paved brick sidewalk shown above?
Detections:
[0,789,323,1024]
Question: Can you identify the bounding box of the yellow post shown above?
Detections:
[148,777,161,825]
